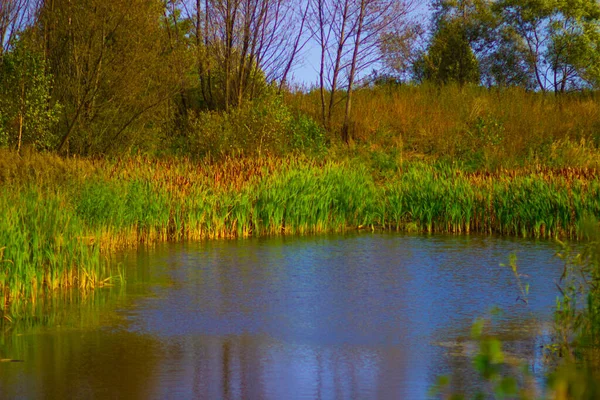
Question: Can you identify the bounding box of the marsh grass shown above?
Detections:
[1,150,599,314]
[0,188,117,314]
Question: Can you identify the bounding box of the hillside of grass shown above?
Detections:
[288,84,600,171]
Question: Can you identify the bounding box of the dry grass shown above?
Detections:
[286,84,600,170]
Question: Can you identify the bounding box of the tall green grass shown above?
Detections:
[0,188,114,315]
[1,151,599,315]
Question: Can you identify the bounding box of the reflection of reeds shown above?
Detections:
[1,151,599,313]
[1,285,126,341]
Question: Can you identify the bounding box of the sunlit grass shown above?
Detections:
[1,150,599,314]
[286,84,600,170]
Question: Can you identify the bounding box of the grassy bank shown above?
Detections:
[288,85,600,171]
[1,149,600,313]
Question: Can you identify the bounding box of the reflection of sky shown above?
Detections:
[127,234,562,398]
[2,233,564,399]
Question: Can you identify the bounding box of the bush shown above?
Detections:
[289,114,327,155]
[186,89,327,159]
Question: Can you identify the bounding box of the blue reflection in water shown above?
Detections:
[0,233,563,399]
[125,233,561,398]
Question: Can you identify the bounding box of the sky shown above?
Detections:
[290,1,431,86]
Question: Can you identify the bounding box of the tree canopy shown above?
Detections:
[2,0,600,155]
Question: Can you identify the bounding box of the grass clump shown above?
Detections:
[0,188,114,316]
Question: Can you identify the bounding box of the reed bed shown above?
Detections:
[1,151,599,313]
[0,188,114,315]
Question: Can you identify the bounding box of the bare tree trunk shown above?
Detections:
[279,1,310,92]
[236,0,253,107]
[223,0,241,111]
[164,1,189,128]
[316,0,327,125]
[0,0,32,56]
[342,0,366,143]
[195,0,206,103]
[310,0,413,140]
[204,0,215,108]
[17,112,23,152]
[327,0,350,126]
[17,85,24,153]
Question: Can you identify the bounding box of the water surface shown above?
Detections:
[0,233,564,399]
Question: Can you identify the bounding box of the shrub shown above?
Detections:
[186,89,299,159]
[289,114,327,155]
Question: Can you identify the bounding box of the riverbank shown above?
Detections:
[1,149,600,313]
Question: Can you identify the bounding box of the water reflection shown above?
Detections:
[0,233,564,398]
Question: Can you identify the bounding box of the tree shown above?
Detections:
[188,0,309,111]
[0,0,37,57]
[32,0,178,154]
[546,0,600,91]
[480,27,535,88]
[493,0,556,92]
[379,21,424,83]
[343,0,416,142]
[310,0,414,141]
[162,0,195,132]
[0,40,60,151]
[432,0,600,92]
[416,19,480,85]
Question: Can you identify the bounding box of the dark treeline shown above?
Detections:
[1,0,600,157]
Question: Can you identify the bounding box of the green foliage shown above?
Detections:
[432,314,533,399]
[186,90,328,159]
[482,27,535,88]
[434,222,600,399]
[548,0,600,90]
[468,114,505,146]
[76,180,170,231]
[0,188,116,314]
[459,113,507,169]
[289,114,327,156]
[552,219,600,366]
[501,253,530,304]
[379,23,424,82]
[35,0,177,154]
[76,182,123,228]
[1,150,600,317]
[186,92,290,158]
[196,50,271,111]
[428,0,600,91]
[369,148,400,176]
[0,42,61,150]
[416,21,481,85]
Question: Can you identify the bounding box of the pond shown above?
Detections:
[0,233,564,399]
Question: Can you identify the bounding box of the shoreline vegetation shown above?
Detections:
[2,0,600,314]
[2,144,600,314]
